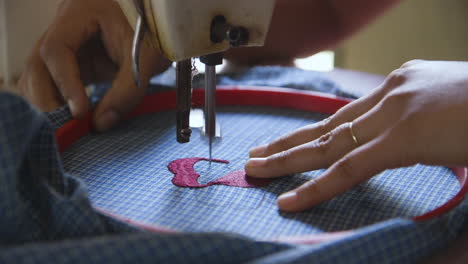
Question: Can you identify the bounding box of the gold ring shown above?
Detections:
[349,122,359,146]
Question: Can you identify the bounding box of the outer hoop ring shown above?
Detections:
[55,86,468,245]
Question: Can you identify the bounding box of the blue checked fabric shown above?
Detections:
[1,66,467,264]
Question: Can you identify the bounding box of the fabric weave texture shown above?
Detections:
[0,66,467,264]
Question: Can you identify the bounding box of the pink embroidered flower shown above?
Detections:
[168,158,273,188]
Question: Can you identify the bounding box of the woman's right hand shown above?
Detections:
[246,60,468,212]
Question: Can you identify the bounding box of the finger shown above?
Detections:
[277,132,411,212]
[245,122,364,178]
[246,123,355,178]
[92,56,143,132]
[91,3,172,132]
[92,34,170,131]
[18,55,64,111]
[245,98,395,179]
[40,20,98,118]
[91,18,138,132]
[249,81,391,158]
[18,35,64,111]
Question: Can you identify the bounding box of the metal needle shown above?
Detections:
[205,64,216,166]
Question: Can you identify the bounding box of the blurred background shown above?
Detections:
[1,0,468,89]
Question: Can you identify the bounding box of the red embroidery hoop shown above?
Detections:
[56,86,468,245]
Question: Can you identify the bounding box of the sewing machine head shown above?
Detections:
[121,0,276,61]
[118,0,276,158]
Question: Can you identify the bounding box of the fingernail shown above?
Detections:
[249,145,267,157]
[246,158,267,168]
[277,192,297,208]
[67,99,78,116]
[96,110,120,132]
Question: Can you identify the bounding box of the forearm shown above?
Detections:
[226,0,401,65]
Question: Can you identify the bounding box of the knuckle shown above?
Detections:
[401,59,424,69]
[381,90,414,111]
[39,38,58,62]
[315,131,333,156]
[317,116,333,135]
[267,149,290,167]
[301,178,322,195]
[266,135,291,154]
[334,158,359,184]
[385,68,408,88]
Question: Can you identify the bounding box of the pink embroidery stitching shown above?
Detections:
[168,158,273,188]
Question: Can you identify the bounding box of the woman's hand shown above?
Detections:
[18,0,170,131]
[245,60,468,212]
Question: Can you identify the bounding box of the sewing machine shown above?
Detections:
[117,0,277,160]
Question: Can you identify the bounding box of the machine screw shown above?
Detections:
[210,15,249,47]
[179,128,192,141]
[227,26,249,47]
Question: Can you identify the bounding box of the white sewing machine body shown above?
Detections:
[118,0,276,61]
[118,0,277,153]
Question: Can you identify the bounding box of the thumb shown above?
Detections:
[93,4,171,132]
[93,57,142,132]
[92,45,171,132]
